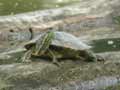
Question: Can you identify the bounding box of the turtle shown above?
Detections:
[22,31,103,66]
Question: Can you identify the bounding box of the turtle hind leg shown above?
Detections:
[22,50,32,63]
[48,49,60,67]
[80,50,97,62]
[84,50,105,62]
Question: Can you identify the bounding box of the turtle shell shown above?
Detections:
[52,31,91,50]
[24,31,91,50]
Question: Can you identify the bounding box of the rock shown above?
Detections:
[0,53,120,90]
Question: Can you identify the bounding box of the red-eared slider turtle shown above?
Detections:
[22,31,103,65]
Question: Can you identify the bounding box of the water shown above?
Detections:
[0,0,80,16]
[92,38,120,53]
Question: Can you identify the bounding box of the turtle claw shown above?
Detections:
[52,61,61,67]
[96,55,105,61]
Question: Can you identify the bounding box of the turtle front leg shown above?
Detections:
[22,50,32,63]
[48,49,60,67]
